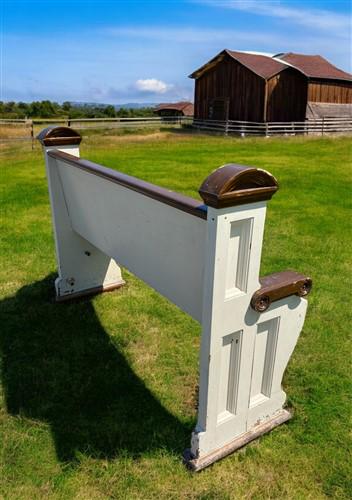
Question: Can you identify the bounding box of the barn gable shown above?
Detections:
[192,52,267,122]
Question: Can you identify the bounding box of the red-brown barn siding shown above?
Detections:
[266,68,307,122]
[307,80,352,104]
[194,56,265,122]
[193,52,352,123]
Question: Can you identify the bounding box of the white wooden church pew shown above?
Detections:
[38,126,312,471]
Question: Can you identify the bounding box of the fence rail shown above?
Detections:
[1,116,351,146]
[0,116,187,126]
[192,118,352,136]
[0,116,190,147]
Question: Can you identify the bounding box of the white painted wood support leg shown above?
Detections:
[185,165,311,471]
[38,127,124,301]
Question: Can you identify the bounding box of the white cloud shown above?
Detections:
[134,78,173,94]
[196,1,350,34]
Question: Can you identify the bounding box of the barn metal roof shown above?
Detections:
[226,50,289,79]
[189,49,289,80]
[189,49,352,82]
[276,53,352,82]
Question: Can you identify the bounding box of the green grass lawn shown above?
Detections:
[1,131,351,499]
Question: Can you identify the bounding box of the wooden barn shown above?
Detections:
[189,50,352,123]
[154,101,194,117]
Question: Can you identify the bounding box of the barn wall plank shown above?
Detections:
[308,81,352,103]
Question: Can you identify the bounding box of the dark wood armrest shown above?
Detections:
[251,271,312,312]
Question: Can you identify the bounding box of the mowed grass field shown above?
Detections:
[1,131,351,499]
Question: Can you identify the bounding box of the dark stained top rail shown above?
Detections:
[47,150,208,220]
[39,127,280,213]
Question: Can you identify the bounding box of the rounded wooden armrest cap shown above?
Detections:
[37,126,82,146]
[251,271,313,312]
[199,164,278,208]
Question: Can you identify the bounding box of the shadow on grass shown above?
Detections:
[0,274,189,463]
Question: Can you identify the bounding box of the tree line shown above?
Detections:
[0,101,156,119]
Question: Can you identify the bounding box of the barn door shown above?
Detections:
[209,98,229,121]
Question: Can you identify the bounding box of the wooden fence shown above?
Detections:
[1,116,351,146]
[0,116,188,146]
[192,117,352,136]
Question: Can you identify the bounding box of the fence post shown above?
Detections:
[265,122,269,138]
[30,120,34,150]
[224,119,229,136]
[322,117,325,136]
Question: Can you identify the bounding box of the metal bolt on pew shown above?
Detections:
[37,126,312,471]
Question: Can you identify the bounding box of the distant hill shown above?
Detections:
[116,102,156,110]
[70,101,157,110]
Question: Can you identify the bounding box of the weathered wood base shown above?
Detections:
[184,409,292,472]
[56,281,125,302]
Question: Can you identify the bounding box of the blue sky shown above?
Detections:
[1,0,351,104]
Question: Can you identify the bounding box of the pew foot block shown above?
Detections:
[55,279,125,302]
[183,408,292,472]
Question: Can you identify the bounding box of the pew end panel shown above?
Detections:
[38,126,125,301]
[185,164,311,470]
